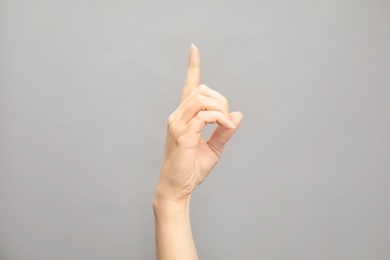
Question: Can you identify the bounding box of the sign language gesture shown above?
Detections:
[155,44,243,203]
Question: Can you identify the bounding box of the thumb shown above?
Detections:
[206,111,243,156]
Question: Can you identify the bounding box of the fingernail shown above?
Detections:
[190,43,196,50]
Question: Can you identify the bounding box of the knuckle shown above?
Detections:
[222,96,229,106]
[175,133,187,146]
[195,110,204,119]
[168,123,183,142]
[198,84,209,92]
[193,94,204,105]
[167,113,175,125]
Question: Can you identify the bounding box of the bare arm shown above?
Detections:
[153,43,243,260]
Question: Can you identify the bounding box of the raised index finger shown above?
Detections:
[181,43,200,103]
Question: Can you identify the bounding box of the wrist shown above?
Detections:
[153,185,191,217]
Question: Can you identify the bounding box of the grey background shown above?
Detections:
[1,0,389,259]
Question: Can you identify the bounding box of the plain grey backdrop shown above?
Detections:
[1,0,389,259]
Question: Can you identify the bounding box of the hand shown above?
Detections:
[155,44,243,203]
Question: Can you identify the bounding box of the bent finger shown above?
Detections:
[178,84,229,116]
[179,95,229,124]
[186,110,236,135]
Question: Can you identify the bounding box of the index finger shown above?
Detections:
[180,43,200,103]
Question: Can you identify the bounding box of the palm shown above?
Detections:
[194,137,220,185]
[174,133,219,194]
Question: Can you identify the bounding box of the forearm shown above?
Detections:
[153,191,198,260]
[152,43,242,259]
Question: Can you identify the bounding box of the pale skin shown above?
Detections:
[153,43,243,260]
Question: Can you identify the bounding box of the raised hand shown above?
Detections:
[155,43,243,203]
